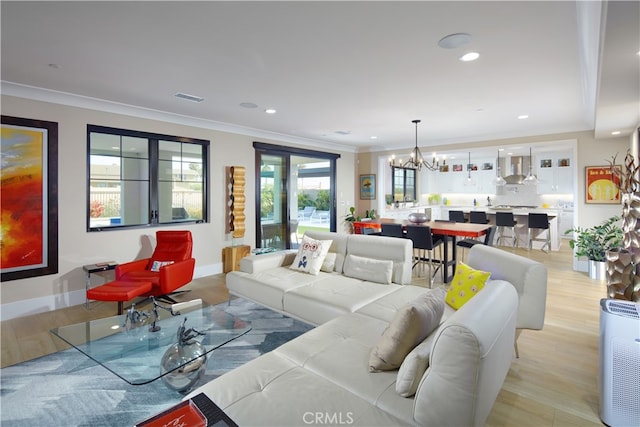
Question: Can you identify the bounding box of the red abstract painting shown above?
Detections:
[1,126,46,269]
[1,116,58,281]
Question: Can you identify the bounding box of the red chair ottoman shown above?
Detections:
[87,280,153,314]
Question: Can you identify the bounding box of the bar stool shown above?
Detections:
[381,223,404,238]
[496,212,520,248]
[405,225,443,287]
[469,211,489,224]
[528,213,551,252]
[448,210,466,223]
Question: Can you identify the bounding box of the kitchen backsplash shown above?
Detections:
[438,184,573,209]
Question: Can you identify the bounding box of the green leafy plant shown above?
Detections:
[564,216,623,262]
[344,206,376,222]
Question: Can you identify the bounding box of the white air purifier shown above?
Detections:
[599,298,640,427]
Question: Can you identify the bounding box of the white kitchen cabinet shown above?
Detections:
[559,209,574,238]
[429,206,442,220]
[419,169,438,194]
[427,156,498,194]
[537,152,573,194]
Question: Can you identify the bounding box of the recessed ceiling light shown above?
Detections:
[611,130,621,135]
[438,33,472,49]
[239,102,258,109]
[370,136,378,140]
[264,108,277,114]
[174,92,205,103]
[459,52,480,62]
[517,115,529,120]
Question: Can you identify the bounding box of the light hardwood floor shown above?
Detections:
[1,243,605,426]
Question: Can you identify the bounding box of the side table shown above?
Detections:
[222,245,250,273]
[82,262,117,307]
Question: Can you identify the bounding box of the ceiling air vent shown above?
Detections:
[174,92,205,103]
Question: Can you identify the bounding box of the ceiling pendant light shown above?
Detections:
[464,152,476,186]
[523,147,538,185]
[492,149,506,186]
[389,120,438,171]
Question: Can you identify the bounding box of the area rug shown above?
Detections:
[0,298,313,427]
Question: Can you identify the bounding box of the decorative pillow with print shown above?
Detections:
[290,235,332,275]
[445,262,490,309]
[150,260,174,272]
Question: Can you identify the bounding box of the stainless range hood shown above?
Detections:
[499,156,533,185]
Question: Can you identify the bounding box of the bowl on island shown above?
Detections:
[408,212,429,224]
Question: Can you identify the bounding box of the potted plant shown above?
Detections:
[564,216,623,280]
[344,207,376,234]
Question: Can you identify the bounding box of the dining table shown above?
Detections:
[353,219,492,283]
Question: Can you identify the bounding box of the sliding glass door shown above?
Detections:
[258,153,288,250]
[255,142,339,250]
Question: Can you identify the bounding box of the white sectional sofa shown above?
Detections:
[186,231,547,426]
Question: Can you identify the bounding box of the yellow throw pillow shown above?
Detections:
[445,262,490,310]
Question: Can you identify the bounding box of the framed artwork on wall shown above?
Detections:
[585,165,621,204]
[360,174,376,200]
[1,115,59,281]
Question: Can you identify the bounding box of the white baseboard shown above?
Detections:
[0,263,223,321]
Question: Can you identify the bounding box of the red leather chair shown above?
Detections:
[115,230,195,303]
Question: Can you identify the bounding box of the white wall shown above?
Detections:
[1,95,356,319]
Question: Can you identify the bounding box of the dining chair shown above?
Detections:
[362,227,381,236]
[380,223,405,238]
[448,210,466,223]
[456,225,497,261]
[528,213,551,252]
[405,225,443,288]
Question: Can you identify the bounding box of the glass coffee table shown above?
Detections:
[51,301,250,391]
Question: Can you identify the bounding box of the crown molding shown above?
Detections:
[1,81,357,154]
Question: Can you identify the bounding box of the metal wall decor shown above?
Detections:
[226,166,246,238]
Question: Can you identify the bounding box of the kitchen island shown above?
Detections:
[485,207,561,251]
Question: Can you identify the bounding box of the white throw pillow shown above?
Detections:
[396,334,436,397]
[369,288,445,372]
[320,252,337,273]
[343,254,393,284]
[290,235,332,275]
[395,287,446,397]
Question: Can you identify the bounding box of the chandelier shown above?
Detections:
[389,120,438,171]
